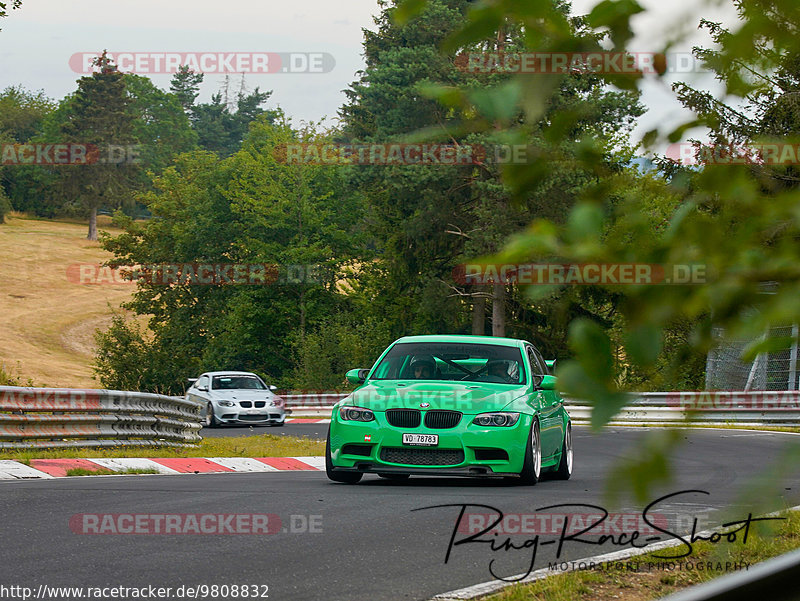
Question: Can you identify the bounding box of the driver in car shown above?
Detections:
[410,355,435,379]
[487,360,514,383]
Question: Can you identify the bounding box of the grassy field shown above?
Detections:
[0,434,326,462]
[0,213,135,388]
[483,509,800,601]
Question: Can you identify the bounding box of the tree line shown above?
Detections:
[2,0,797,399]
[0,55,275,235]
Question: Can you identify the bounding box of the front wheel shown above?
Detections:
[518,419,541,485]
[325,430,362,484]
[205,403,219,428]
[552,423,573,480]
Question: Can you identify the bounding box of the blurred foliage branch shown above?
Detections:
[397,0,800,502]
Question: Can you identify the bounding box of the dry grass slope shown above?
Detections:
[0,213,136,388]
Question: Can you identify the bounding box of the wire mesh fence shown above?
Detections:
[705,325,799,391]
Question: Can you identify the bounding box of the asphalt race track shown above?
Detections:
[2,427,799,601]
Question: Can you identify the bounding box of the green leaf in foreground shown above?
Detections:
[605,429,682,505]
[558,319,628,429]
[625,323,663,368]
[393,0,428,25]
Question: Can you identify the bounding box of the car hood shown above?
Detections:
[343,381,528,414]
[209,390,275,401]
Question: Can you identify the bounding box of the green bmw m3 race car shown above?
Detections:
[325,334,572,484]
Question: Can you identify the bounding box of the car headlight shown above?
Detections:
[218,400,235,407]
[339,406,375,422]
[472,412,520,427]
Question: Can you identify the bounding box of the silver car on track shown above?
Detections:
[186,371,286,428]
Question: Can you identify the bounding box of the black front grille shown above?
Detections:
[255,401,266,408]
[342,444,373,457]
[239,401,252,408]
[239,414,267,421]
[380,447,464,466]
[386,409,421,428]
[424,410,462,429]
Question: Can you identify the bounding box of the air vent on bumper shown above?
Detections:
[380,447,464,466]
[473,448,509,461]
[342,444,373,457]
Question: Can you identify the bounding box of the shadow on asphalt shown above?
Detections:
[336,475,567,488]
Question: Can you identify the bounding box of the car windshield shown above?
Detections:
[211,375,267,390]
[371,342,526,384]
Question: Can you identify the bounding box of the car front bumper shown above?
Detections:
[329,411,532,476]
[216,409,286,425]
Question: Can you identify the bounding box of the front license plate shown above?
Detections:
[402,433,438,446]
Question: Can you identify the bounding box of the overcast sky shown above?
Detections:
[0,0,740,150]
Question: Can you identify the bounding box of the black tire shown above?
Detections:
[205,403,220,428]
[518,418,541,485]
[325,430,362,484]
[378,473,410,481]
[273,421,285,427]
[552,423,573,480]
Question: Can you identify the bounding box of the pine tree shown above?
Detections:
[59,51,139,240]
[0,0,21,22]
[339,0,643,338]
[169,65,204,113]
[671,1,800,191]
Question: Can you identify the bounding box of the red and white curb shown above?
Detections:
[285,418,330,423]
[0,456,325,480]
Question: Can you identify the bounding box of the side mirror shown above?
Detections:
[196,385,208,392]
[346,368,369,385]
[545,359,556,372]
[538,375,557,390]
[269,385,277,391]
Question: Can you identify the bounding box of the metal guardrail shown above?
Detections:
[0,386,203,449]
[566,391,800,425]
[283,391,800,426]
